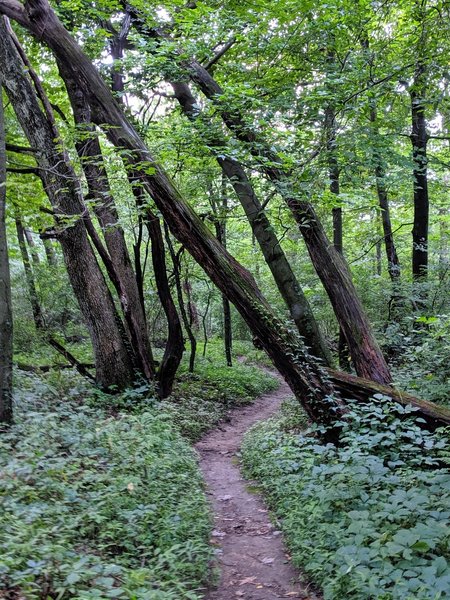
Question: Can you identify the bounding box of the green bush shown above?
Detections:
[242,396,450,600]
[386,314,450,407]
[0,392,212,599]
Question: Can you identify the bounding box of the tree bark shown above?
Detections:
[123,9,389,384]
[0,16,135,390]
[410,60,429,281]
[170,80,331,364]
[0,0,346,436]
[164,224,198,374]
[145,210,184,397]
[369,105,401,281]
[0,80,13,425]
[59,64,155,380]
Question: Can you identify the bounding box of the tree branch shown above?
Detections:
[350,222,413,264]
[203,37,237,71]
[6,166,39,175]
[0,1,29,27]
[6,142,35,154]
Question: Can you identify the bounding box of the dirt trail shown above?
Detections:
[196,372,319,600]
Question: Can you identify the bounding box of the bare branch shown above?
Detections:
[6,143,35,154]
[203,37,237,71]
[6,166,39,175]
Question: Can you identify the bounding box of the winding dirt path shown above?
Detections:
[196,373,319,600]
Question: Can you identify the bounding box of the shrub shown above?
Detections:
[242,396,450,599]
[0,395,212,599]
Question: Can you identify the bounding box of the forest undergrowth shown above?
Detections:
[242,395,450,600]
[0,342,278,599]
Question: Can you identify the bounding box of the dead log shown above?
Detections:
[328,368,450,430]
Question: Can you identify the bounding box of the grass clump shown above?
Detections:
[241,396,450,600]
[0,377,212,600]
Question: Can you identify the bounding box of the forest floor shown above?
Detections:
[195,370,320,600]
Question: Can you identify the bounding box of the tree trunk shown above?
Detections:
[0,17,135,390]
[210,177,233,367]
[59,64,155,380]
[1,0,346,436]
[123,12,389,384]
[324,79,348,371]
[170,79,331,364]
[369,105,401,281]
[15,216,45,328]
[327,368,450,431]
[410,60,429,281]
[145,209,184,398]
[24,227,40,265]
[42,236,57,266]
[164,223,198,373]
[0,81,13,425]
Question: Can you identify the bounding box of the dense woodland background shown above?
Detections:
[0,0,450,598]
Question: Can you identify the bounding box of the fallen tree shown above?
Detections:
[328,369,450,431]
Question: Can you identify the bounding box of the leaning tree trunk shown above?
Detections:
[169,79,331,364]
[0,0,348,436]
[122,8,389,384]
[2,0,449,435]
[0,80,13,425]
[59,64,155,381]
[0,17,135,390]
